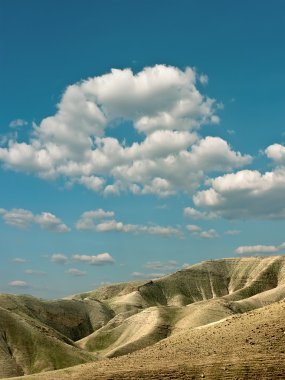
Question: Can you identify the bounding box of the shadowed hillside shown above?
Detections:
[2,256,285,379]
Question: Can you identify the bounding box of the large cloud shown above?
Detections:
[193,167,285,219]
[0,65,251,196]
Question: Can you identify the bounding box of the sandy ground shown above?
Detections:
[8,299,285,380]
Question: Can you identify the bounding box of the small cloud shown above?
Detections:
[50,253,68,264]
[9,280,28,287]
[1,208,34,229]
[100,281,112,286]
[184,207,216,220]
[199,74,208,85]
[156,204,168,209]
[144,260,177,271]
[25,269,46,276]
[12,258,27,263]
[225,229,241,236]
[65,268,86,276]
[186,224,202,232]
[186,223,218,239]
[77,176,105,192]
[34,212,70,233]
[235,245,279,255]
[227,129,236,135]
[76,209,183,238]
[73,252,115,265]
[9,118,28,128]
[0,208,69,233]
[199,229,218,239]
[131,272,165,279]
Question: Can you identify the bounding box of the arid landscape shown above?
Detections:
[1,1,285,379]
[1,256,285,379]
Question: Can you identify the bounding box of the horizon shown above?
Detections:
[1,0,285,298]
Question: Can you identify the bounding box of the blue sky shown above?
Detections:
[1,0,285,298]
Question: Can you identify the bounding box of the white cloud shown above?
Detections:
[9,280,28,287]
[184,207,217,220]
[131,272,165,279]
[199,229,218,239]
[76,208,183,238]
[50,253,68,264]
[225,229,241,235]
[186,223,218,239]
[0,208,70,232]
[235,245,279,255]
[265,143,285,164]
[186,224,202,232]
[0,65,251,196]
[25,269,46,276]
[9,119,28,128]
[76,176,105,192]
[193,168,285,219]
[12,258,27,263]
[34,212,70,232]
[73,253,114,265]
[65,268,87,276]
[76,209,115,230]
[199,74,208,85]
[144,260,177,271]
[1,208,34,229]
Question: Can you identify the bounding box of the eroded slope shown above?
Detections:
[2,255,285,379]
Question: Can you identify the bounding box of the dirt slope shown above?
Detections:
[8,298,285,379]
[2,255,285,379]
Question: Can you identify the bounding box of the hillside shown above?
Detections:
[1,255,285,379]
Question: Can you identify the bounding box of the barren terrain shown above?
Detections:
[2,256,285,379]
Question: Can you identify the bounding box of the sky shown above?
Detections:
[0,0,285,299]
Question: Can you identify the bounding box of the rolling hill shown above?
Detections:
[2,255,285,379]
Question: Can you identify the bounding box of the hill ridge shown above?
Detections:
[1,255,285,379]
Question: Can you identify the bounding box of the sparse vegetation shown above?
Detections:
[2,255,285,379]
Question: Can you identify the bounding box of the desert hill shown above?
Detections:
[2,255,285,379]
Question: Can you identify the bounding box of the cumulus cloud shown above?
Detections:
[65,268,87,276]
[34,212,70,232]
[193,168,285,219]
[9,280,28,287]
[9,119,28,128]
[265,143,285,164]
[50,253,68,264]
[1,208,34,229]
[0,208,70,232]
[76,208,183,238]
[73,253,114,265]
[0,65,251,196]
